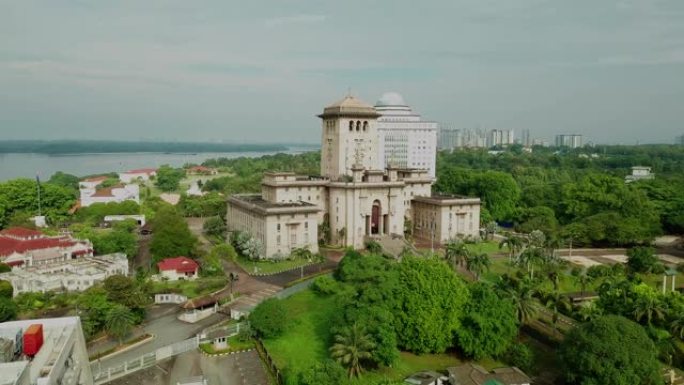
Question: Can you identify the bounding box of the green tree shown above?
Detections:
[444,239,469,270]
[154,165,185,192]
[0,280,13,299]
[670,313,684,340]
[92,227,138,257]
[150,206,197,261]
[329,323,376,378]
[542,291,572,337]
[465,253,490,280]
[0,263,11,273]
[632,294,666,326]
[626,246,659,273]
[203,216,226,238]
[0,297,17,322]
[105,304,136,344]
[456,283,518,359]
[395,256,469,353]
[249,298,288,338]
[297,360,347,385]
[559,315,661,385]
[499,234,524,262]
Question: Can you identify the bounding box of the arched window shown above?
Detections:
[356,121,361,131]
[363,121,368,131]
[349,121,353,131]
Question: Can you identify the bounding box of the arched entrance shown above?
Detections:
[371,200,381,235]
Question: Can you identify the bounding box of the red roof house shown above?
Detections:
[0,227,44,240]
[0,227,93,266]
[157,257,200,281]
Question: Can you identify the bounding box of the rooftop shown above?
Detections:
[158,256,199,273]
[125,168,157,174]
[318,95,380,119]
[230,194,319,210]
[0,227,43,239]
[81,175,109,183]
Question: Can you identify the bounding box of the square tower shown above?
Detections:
[318,95,380,179]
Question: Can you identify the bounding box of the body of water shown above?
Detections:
[0,148,313,181]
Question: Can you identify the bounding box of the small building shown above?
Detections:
[405,371,447,385]
[119,168,157,183]
[158,257,200,281]
[448,364,531,385]
[79,176,109,190]
[103,214,146,227]
[625,166,654,183]
[412,195,482,244]
[80,183,140,207]
[179,295,219,323]
[186,166,218,175]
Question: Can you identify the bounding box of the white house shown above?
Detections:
[80,183,140,207]
[119,168,157,183]
[625,166,654,183]
[157,257,199,281]
[0,227,93,267]
[103,214,146,227]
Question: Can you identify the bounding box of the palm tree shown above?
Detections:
[670,313,684,340]
[329,324,376,378]
[444,239,469,271]
[572,271,594,296]
[499,234,523,262]
[576,302,603,322]
[466,253,491,280]
[519,248,545,280]
[542,257,565,292]
[543,291,571,337]
[105,304,136,344]
[633,296,667,326]
[506,284,539,324]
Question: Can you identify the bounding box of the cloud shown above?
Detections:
[264,14,327,28]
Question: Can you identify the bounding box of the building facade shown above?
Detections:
[555,134,583,148]
[0,228,93,267]
[375,92,438,177]
[0,317,93,385]
[226,95,481,259]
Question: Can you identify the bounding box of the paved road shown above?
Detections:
[92,305,229,377]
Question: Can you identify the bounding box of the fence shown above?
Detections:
[254,338,283,385]
[92,336,200,384]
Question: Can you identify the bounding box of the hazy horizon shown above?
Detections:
[1,1,683,144]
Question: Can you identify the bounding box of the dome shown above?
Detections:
[375,92,407,107]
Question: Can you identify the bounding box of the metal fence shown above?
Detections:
[93,336,199,384]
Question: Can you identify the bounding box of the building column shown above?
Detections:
[379,214,384,235]
[366,215,371,235]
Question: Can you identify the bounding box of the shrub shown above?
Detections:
[500,342,535,373]
[249,298,288,338]
[0,280,13,299]
[311,275,341,296]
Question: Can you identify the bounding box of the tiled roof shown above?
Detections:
[0,227,43,239]
[157,257,199,273]
[82,176,109,183]
[125,168,157,174]
[0,236,76,258]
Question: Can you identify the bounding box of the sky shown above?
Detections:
[1,0,683,144]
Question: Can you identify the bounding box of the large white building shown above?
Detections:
[0,317,93,385]
[375,92,438,177]
[78,177,140,208]
[0,253,128,296]
[555,134,583,148]
[0,228,93,267]
[227,94,481,259]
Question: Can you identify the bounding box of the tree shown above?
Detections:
[559,315,661,385]
[465,253,490,280]
[499,234,523,262]
[0,263,10,273]
[395,256,469,353]
[150,207,197,261]
[203,216,226,238]
[626,246,659,273]
[632,294,666,326]
[154,165,185,192]
[364,240,383,254]
[105,304,136,344]
[0,297,17,322]
[670,313,684,340]
[92,227,138,257]
[496,279,538,324]
[297,360,347,385]
[249,298,288,338]
[456,283,518,359]
[0,280,13,299]
[542,291,572,337]
[329,323,376,378]
[444,239,469,270]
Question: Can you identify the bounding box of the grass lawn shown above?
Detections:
[263,289,505,384]
[199,335,254,355]
[466,240,502,255]
[151,276,227,298]
[235,254,313,275]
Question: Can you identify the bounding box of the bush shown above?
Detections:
[0,280,13,299]
[0,263,11,273]
[249,298,288,338]
[0,297,18,322]
[500,342,535,373]
[311,275,341,296]
[203,216,226,238]
[365,240,383,254]
[296,360,347,385]
[677,263,684,273]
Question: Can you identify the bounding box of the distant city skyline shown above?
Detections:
[1,1,683,144]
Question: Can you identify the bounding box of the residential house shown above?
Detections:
[186,166,218,175]
[0,227,93,267]
[158,257,199,281]
[119,168,157,183]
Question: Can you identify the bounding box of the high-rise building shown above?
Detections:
[555,134,583,148]
[375,92,438,177]
[485,129,515,147]
[438,128,462,150]
[676,134,684,145]
[0,317,93,385]
[521,129,531,147]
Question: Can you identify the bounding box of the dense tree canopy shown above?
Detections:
[0,178,75,228]
[394,256,469,353]
[456,283,518,359]
[149,206,197,261]
[154,165,185,192]
[559,315,661,385]
[250,298,289,338]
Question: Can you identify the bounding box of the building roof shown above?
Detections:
[181,294,218,310]
[376,92,407,107]
[447,364,531,385]
[187,165,215,172]
[405,371,443,385]
[90,184,126,197]
[318,95,380,119]
[81,176,109,183]
[229,194,320,214]
[0,236,77,258]
[157,256,199,273]
[125,168,157,174]
[0,227,44,239]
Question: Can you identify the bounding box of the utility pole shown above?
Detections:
[36,174,42,216]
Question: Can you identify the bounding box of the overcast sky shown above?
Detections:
[1,0,682,144]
